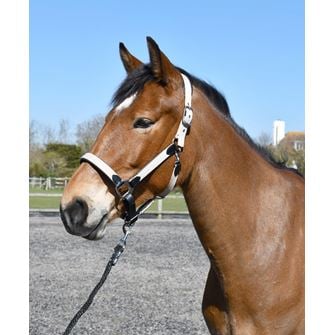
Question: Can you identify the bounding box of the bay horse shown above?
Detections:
[60,37,304,334]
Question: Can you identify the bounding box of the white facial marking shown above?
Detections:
[115,93,137,113]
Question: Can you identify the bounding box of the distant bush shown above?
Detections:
[268,144,305,176]
[29,143,83,177]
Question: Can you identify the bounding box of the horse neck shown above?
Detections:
[180,88,292,275]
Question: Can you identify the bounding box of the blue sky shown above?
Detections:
[30,0,304,140]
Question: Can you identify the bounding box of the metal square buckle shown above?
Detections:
[115,180,133,198]
[182,106,193,128]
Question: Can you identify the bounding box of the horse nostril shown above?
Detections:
[60,198,89,233]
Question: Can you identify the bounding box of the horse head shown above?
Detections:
[60,37,193,240]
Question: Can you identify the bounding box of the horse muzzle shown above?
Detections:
[60,197,115,240]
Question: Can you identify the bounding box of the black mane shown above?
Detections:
[112,64,299,174]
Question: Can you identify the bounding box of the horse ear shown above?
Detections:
[146,36,178,85]
[119,42,143,74]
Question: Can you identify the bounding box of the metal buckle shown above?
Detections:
[182,106,193,128]
[115,180,133,198]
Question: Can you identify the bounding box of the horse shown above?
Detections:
[60,37,305,335]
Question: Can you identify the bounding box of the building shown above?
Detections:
[273,120,285,146]
[279,131,305,151]
[272,120,305,151]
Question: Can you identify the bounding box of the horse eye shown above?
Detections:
[133,118,155,129]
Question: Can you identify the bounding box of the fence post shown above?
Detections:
[45,177,51,190]
[157,198,163,219]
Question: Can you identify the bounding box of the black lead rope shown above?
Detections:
[62,223,132,335]
[62,178,150,334]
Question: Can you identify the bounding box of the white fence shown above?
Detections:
[29,177,69,190]
[29,177,189,216]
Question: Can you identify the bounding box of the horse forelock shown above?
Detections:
[111,65,155,109]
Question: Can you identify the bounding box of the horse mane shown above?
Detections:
[112,64,301,175]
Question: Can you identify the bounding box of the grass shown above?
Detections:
[29,191,188,212]
[29,186,64,194]
[30,196,62,209]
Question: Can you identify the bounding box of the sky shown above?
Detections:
[30,0,304,141]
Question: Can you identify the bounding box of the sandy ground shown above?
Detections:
[30,215,210,334]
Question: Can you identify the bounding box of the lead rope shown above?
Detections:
[62,223,132,335]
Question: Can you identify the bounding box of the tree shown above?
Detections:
[29,120,39,151]
[29,148,47,177]
[268,143,305,176]
[45,143,83,176]
[255,132,272,147]
[256,131,305,177]
[29,120,45,176]
[76,114,105,152]
[57,119,71,143]
[42,151,67,177]
[29,120,82,177]
[42,125,56,145]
